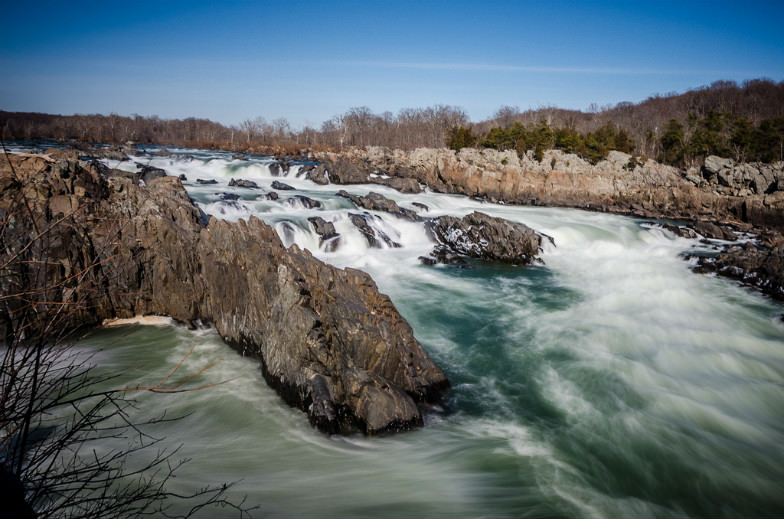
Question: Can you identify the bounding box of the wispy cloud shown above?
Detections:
[330,60,721,76]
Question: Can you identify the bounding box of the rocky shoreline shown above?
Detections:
[4,143,783,440]
[0,150,449,435]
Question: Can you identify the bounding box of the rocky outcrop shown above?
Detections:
[271,180,294,190]
[310,147,784,232]
[693,236,784,300]
[0,152,448,435]
[698,155,784,195]
[421,211,546,265]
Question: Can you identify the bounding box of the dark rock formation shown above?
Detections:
[308,216,340,252]
[413,202,429,212]
[268,162,281,176]
[337,190,421,221]
[288,195,322,209]
[422,211,545,265]
[197,178,218,185]
[348,213,402,248]
[694,239,784,300]
[265,191,279,201]
[220,192,240,201]
[0,153,448,436]
[229,178,259,189]
[271,180,295,190]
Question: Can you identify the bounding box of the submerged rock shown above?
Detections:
[271,180,295,190]
[197,178,218,185]
[229,178,259,189]
[0,153,449,436]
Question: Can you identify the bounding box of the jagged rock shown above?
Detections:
[265,191,279,201]
[220,192,240,201]
[229,178,259,189]
[337,190,421,221]
[308,216,340,252]
[694,242,784,300]
[412,202,429,212]
[179,174,187,181]
[271,180,295,190]
[348,213,401,248]
[0,153,448,436]
[268,162,281,176]
[197,178,218,185]
[308,216,339,241]
[424,211,545,264]
[288,195,322,209]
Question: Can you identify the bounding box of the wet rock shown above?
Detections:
[265,191,279,201]
[229,178,259,189]
[197,178,218,185]
[413,202,429,212]
[308,216,341,252]
[268,162,281,176]
[424,211,545,264]
[694,242,784,300]
[271,180,295,190]
[232,153,247,160]
[179,174,187,181]
[348,213,401,248]
[337,190,421,221]
[220,192,240,201]
[288,195,322,209]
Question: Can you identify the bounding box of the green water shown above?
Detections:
[67,148,784,517]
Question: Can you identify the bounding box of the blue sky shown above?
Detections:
[2,0,783,129]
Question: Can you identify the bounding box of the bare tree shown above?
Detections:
[0,148,254,518]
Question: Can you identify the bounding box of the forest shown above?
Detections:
[2,78,784,166]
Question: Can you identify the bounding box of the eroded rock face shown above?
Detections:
[422,211,545,265]
[0,153,449,436]
[311,148,784,232]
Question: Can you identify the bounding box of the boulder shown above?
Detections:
[308,216,340,252]
[197,178,218,185]
[271,180,295,190]
[423,211,545,264]
[229,178,259,189]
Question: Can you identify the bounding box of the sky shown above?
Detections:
[2,0,783,129]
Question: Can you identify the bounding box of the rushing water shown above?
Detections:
[53,147,784,516]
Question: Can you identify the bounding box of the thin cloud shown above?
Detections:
[331,60,729,76]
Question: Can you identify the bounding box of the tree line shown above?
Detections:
[2,78,783,165]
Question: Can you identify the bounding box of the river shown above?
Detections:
[72,147,784,517]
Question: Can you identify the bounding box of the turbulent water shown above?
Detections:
[54,147,784,516]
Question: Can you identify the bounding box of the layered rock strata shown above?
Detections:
[0,152,449,435]
[313,148,784,232]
